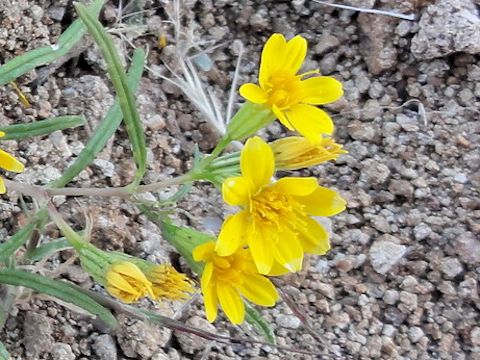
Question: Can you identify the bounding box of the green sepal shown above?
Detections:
[159,221,212,274]
[226,102,276,141]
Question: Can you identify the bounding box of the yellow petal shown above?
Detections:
[272,104,294,130]
[203,284,218,323]
[273,228,303,272]
[300,76,343,105]
[0,177,5,194]
[0,149,24,173]
[106,272,137,294]
[241,137,274,192]
[239,83,267,104]
[269,177,318,196]
[239,274,279,306]
[285,104,334,143]
[259,34,287,88]
[217,284,245,324]
[222,176,251,206]
[284,35,308,75]
[267,261,291,276]
[294,186,346,216]
[201,262,214,290]
[0,131,5,137]
[192,241,215,262]
[216,211,249,256]
[248,225,274,275]
[297,216,330,254]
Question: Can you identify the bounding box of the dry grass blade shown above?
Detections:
[312,0,417,20]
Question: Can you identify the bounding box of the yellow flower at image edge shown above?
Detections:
[105,261,154,303]
[217,136,346,275]
[0,131,25,194]
[240,33,343,144]
[193,241,278,324]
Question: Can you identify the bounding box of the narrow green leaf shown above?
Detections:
[0,269,117,329]
[75,3,147,185]
[25,238,72,262]
[0,116,85,140]
[0,0,105,85]
[245,303,276,344]
[0,342,9,360]
[0,224,35,263]
[49,49,145,188]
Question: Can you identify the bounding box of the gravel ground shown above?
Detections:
[1,0,479,359]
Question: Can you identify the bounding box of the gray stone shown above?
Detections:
[344,0,376,7]
[358,14,398,74]
[383,289,400,305]
[277,314,301,329]
[47,6,66,21]
[319,53,337,74]
[382,324,397,337]
[441,257,464,278]
[471,327,480,346]
[413,223,432,241]
[369,240,406,274]
[117,316,171,359]
[360,159,391,185]
[51,343,75,360]
[411,0,480,59]
[388,179,414,198]
[23,312,53,358]
[408,327,424,343]
[93,159,115,178]
[29,5,44,21]
[347,121,377,142]
[399,291,418,312]
[145,114,166,131]
[93,334,117,360]
[317,283,335,299]
[315,33,340,55]
[455,232,480,264]
[176,316,217,354]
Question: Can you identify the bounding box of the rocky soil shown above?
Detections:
[0,0,479,359]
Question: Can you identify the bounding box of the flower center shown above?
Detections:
[251,187,306,231]
[264,74,302,109]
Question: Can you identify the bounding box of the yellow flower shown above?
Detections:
[193,241,278,324]
[270,136,347,171]
[105,261,154,303]
[0,131,25,194]
[217,136,346,275]
[239,34,343,144]
[144,264,195,301]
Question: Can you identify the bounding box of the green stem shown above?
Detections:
[209,136,232,159]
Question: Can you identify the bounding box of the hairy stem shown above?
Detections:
[4,173,193,198]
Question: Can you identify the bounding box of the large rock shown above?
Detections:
[411,0,480,59]
[358,14,398,74]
